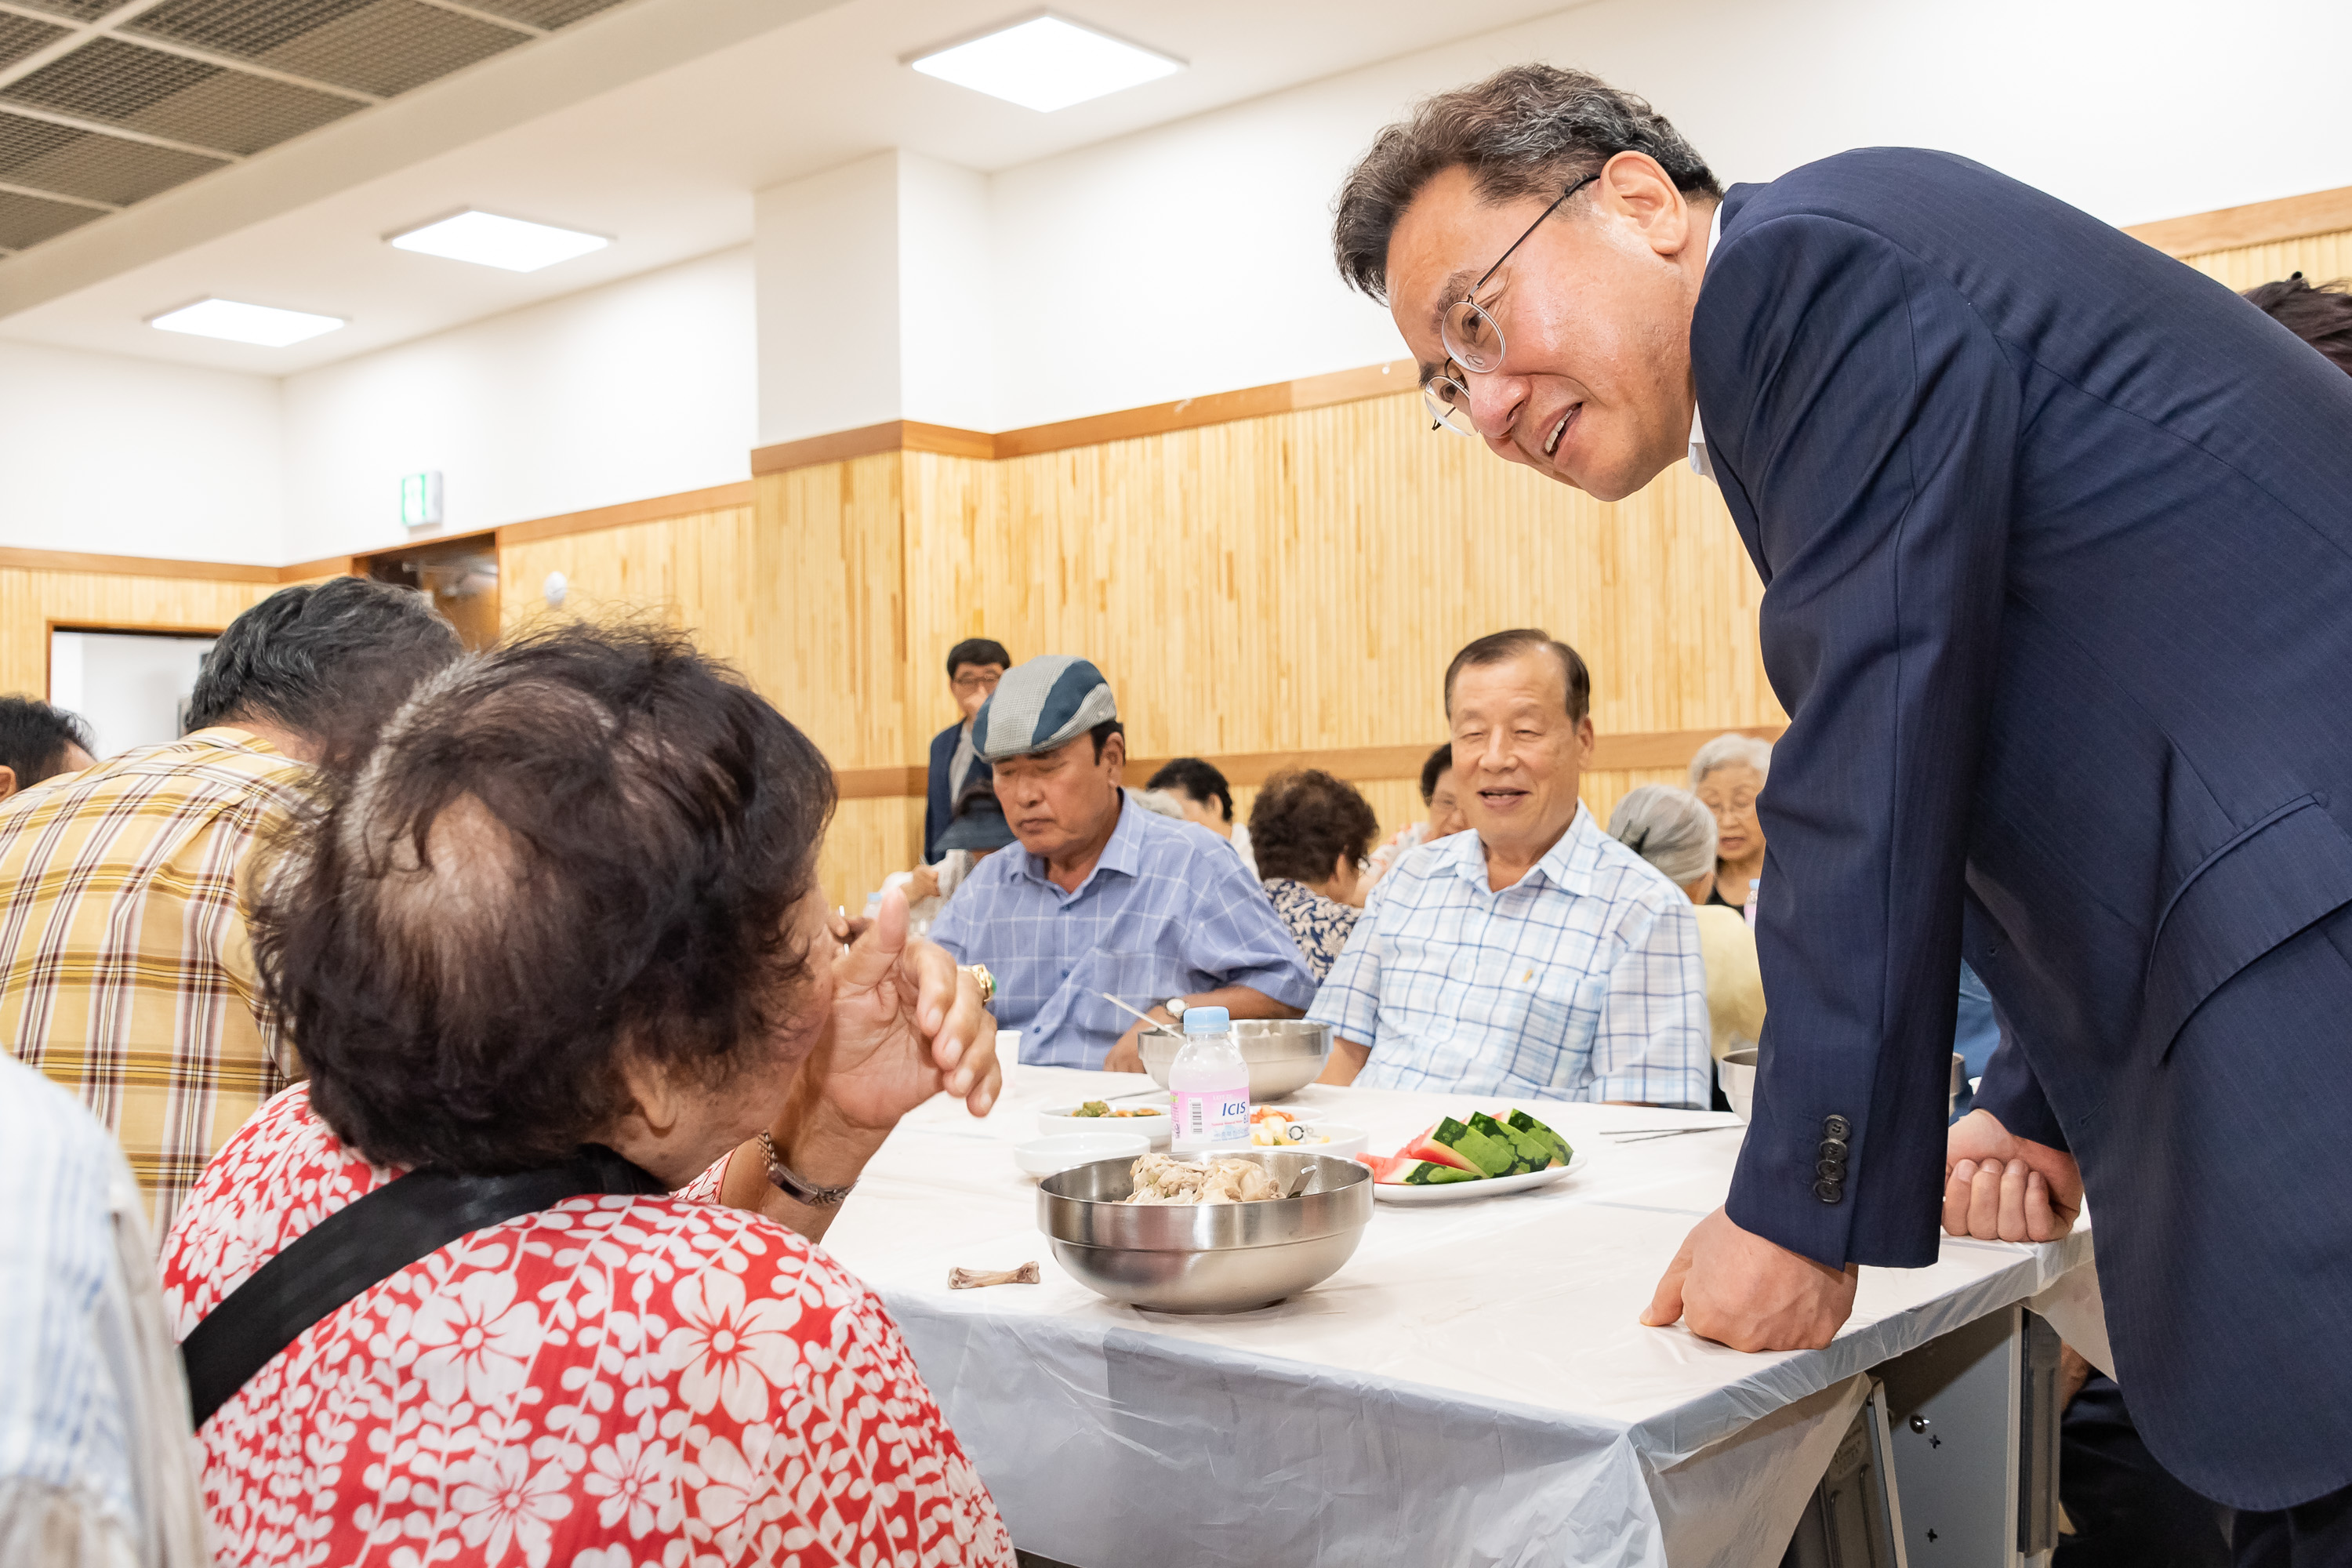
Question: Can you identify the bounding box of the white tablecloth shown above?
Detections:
[817,1068,2094,1568]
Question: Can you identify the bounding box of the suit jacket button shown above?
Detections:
[1819,1138,1849,1160]
[1823,1115,1852,1139]
[1817,1158,1846,1179]
[1813,1179,1844,1203]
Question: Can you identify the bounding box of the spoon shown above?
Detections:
[1100,992,1185,1038]
[1283,1166,1316,1199]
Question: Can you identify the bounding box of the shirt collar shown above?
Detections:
[1017,789,1149,898]
[1688,199,1725,482]
[1446,801,1602,896]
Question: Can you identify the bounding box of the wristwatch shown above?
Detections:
[960,964,997,1005]
[758,1131,856,1207]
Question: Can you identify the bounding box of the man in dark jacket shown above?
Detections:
[1332,64,2352,1557]
[923,638,1009,865]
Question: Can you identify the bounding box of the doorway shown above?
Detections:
[358,532,500,651]
[49,628,218,760]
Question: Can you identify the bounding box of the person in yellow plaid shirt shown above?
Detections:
[0,577,460,1236]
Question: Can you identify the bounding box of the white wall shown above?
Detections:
[280,245,755,562]
[983,0,2352,429]
[0,341,284,564]
[48,629,215,759]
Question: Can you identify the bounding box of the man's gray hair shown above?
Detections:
[1333,63,1720,301]
[1688,731,1773,789]
[1608,785,1719,887]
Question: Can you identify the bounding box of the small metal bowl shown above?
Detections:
[1137,1018,1334,1102]
[1721,1047,1965,1123]
[1037,1149,1372,1313]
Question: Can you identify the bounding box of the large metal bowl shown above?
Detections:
[1037,1149,1372,1313]
[1137,1018,1333,1102]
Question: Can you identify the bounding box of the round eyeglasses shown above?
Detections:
[1421,172,1598,437]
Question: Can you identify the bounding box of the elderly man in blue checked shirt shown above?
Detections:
[929,655,1317,1070]
[1312,630,1710,1108]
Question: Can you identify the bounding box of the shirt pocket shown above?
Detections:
[1456,949,1601,1080]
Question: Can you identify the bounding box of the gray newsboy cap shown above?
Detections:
[972,655,1118,762]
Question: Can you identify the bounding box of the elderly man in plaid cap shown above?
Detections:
[929,655,1315,1070]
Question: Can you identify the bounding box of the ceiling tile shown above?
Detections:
[0,110,229,205]
[0,37,365,155]
[459,0,633,28]
[0,186,104,249]
[128,0,532,98]
[0,11,71,70]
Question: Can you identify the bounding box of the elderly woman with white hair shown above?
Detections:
[1609,786,1766,1081]
[1688,731,1773,915]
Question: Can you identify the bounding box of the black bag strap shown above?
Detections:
[180,1144,668,1428]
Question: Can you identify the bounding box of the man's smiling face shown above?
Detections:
[1449,648,1595,869]
[1384,155,1711,503]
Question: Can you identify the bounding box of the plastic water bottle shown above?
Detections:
[1167,1007,1250,1156]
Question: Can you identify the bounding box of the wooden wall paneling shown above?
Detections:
[818,795,925,914]
[2,568,278,702]
[2178,228,2352,292]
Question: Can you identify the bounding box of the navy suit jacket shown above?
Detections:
[922,721,975,864]
[1699,150,2352,1508]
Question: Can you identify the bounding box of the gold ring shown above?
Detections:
[960,964,996,1005]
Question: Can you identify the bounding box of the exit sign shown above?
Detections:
[401,470,443,528]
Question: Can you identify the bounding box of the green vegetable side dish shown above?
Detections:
[1075,1101,1110,1117]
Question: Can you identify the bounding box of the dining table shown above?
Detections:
[814,1065,2101,1568]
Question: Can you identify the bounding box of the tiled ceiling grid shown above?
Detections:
[0,0,633,258]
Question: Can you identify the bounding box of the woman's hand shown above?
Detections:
[808,886,999,1134]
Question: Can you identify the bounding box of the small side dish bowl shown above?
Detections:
[1039,1102,1173,1148]
[1015,1131,1152,1179]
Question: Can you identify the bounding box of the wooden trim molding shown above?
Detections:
[495,481,757,548]
[830,724,1786,803]
[2125,183,2352,258]
[0,545,281,584]
[749,360,1421,476]
[278,554,356,582]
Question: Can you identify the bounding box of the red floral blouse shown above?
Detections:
[160,1087,1014,1568]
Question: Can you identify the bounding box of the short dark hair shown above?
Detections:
[1090,718,1124,762]
[254,621,837,1174]
[0,695,94,788]
[1250,770,1380,884]
[1334,64,1720,301]
[1443,628,1592,721]
[187,577,463,769]
[946,637,1011,677]
[2244,274,2352,377]
[1147,757,1232,822]
[1418,742,1455,804]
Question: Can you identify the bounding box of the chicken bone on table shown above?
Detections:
[822,1065,2093,1568]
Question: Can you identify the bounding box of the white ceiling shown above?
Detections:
[0,0,1572,374]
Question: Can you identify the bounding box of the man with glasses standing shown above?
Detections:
[923,638,1011,869]
[1330,64,2352,1563]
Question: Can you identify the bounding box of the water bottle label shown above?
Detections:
[1173,1089,1251,1145]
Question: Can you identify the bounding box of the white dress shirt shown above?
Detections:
[1688,199,1726,481]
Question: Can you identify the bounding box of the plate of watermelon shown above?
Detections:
[1357,1109,1584,1204]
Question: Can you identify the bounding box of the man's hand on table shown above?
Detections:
[1943,1109,2081,1242]
[1641,1207,1858,1352]
[1103,1004,1176,1074]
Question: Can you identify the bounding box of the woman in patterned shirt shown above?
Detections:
[161,623,1014,1568]
[1249,769,1381,982]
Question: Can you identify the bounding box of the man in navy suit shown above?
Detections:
[923,638,1009,866]
[1334,64,2352,1552]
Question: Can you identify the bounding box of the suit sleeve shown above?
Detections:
[1700,215,2019,1269]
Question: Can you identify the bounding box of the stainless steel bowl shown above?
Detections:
[1037,1149,1372,1313]
[1137,1018,1333,1102]
[1722,1046,1965,1122]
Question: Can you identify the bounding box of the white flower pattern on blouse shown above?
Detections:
[1261,877,1362,982]
[158,1087,1014,1568]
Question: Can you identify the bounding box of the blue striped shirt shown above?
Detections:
[1308,804,1711,1106]
[931,798,1317,1068]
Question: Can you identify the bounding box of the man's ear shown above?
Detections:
[0,764,16,801]
[1102,731,1127,777]
[1596,150,1692,257]
[1573,715,1597,768]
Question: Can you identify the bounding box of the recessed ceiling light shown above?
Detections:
[148,299,344,347]
[387,210,610,273]
[908,13,1183,113]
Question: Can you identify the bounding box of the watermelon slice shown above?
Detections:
[1472,1112,1557,1173]
[1428,1116,1521,1178]
[1356,1151,1409,1182]
[1398,1121,1480,1174]
[1507,1109,1573,1167]
[1399,1160,1483,1185]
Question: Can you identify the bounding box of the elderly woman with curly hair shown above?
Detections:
[1249,768,1381,982]
[160,623,1014,1568]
